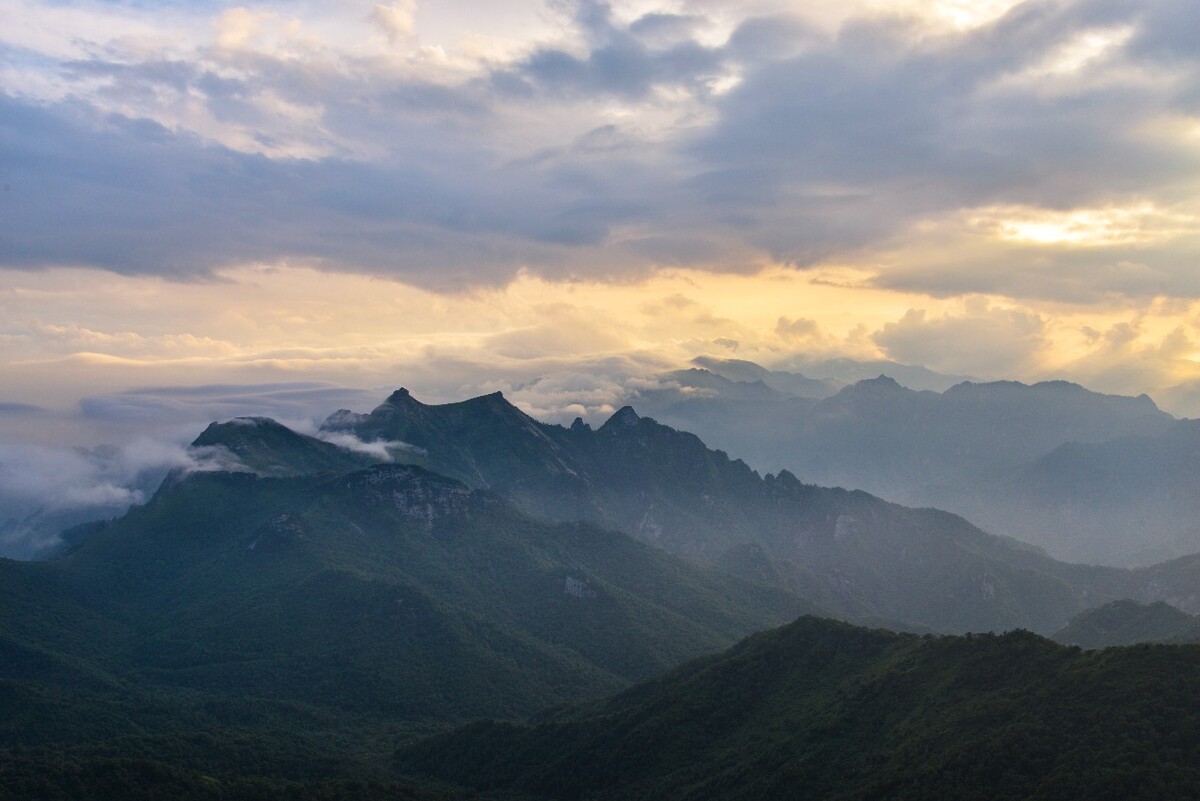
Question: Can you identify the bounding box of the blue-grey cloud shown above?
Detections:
[3,0,1200,301]
[0,402,44,415]
[78,382,383,425]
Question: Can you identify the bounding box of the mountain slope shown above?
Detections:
[0,462,814,779]
[192,416,379,477]
[322,389,1163,634]
[399,616,1200,801]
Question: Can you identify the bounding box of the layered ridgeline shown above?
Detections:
[5,392,1200,795]
[624,359,1183,566]
[320,388,1196,634]
[398,616,1200,801]
[0,452,809,783]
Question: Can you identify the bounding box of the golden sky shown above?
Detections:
[4,0,1200,441]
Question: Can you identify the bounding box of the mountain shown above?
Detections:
[0,461,811,783]
[1054,600,1200,649]
[774,355,972,391]
[398,616,1200,801]
[622,365,1178,565]
[689,356,841,398]
[6,393,1200,796]
[191,416,379,476]
[965,419,1200,564]
[319,387,1200,634]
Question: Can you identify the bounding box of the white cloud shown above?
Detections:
[372,0,419,41]
[0,435,246,557]
[873,300,1047,378]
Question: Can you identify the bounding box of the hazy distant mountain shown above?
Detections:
[624,362,1179,565]
[320,388,1198,634]
[399,616,1200,801]
[1053,600,1200,649]
[772,356,973,392]
[689,356,841,397]
[954,419,1200,565]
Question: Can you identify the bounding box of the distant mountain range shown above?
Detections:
[627,357,1192,566]
[310,387,1200,634]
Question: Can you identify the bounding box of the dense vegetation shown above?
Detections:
[400,617,1200,800]
[0,459,809,787]
[0,755,469,801]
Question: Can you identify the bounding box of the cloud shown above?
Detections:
[0,436,244,558]
[495,2,726,100]
[775,317,822,342]
[0,402,44,415]
[1059,320,1200,407]
[2,0,1199,303]
[78,383,383,425]
[372,1,419,41]
[313,430,423,460]
[485,314,630,358]
[872,300,1046,377]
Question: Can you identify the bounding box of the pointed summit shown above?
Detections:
[386,387,417,406]
[600,406,640,432]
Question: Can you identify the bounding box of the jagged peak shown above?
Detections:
[771,469,802,487]
[385,387,419,406]
[599,406,641,432]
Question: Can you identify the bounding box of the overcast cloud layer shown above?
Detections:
[2,0,1199,299]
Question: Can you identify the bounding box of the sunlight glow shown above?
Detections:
[973,204,1196,247]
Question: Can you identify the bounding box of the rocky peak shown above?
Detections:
[599,406,641,432]
[385,387,417,406]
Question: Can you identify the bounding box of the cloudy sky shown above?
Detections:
[4,0,1200,448]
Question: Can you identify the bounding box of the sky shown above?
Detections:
[3,0,1200,546]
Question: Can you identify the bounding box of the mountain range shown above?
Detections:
[4,386,1200,796]
[626,358,1190,565]
[313,388,1200,634]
